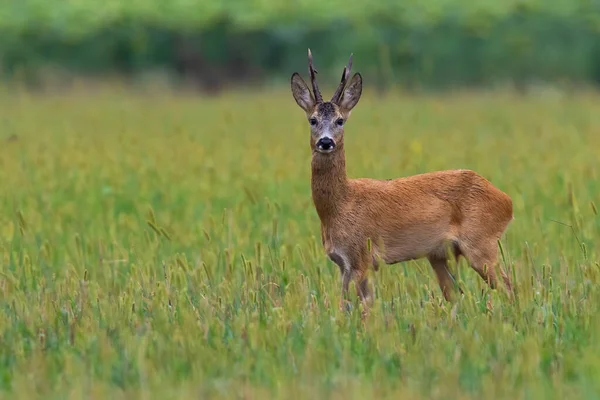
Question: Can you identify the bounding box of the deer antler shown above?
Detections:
[331,53,353,104]
[308,48,323,103]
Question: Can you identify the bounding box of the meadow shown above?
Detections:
[0,84,599,399]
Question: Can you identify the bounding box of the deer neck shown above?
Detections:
[311,143,349,222]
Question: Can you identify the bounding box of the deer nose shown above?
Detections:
[316,137,335,151]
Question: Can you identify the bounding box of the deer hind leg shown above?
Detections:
[427,256,460,301]
[460,240,512,294]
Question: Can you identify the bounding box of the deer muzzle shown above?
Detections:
[316,137,335,153]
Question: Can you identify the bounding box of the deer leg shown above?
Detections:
[328,251,353,311]
[354,253,374,312]
[355,272,373,307]
[427,256,460,301]
[351,267,372,319]
[340,269,352,311]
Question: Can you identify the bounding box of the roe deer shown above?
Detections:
[290,49,514,308]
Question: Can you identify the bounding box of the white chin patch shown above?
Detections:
[317,147,334,154]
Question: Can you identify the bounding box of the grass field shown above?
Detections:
[0,85,599,399]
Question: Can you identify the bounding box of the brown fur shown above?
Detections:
[291,50,514,307]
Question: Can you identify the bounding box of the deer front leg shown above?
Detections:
[353,264,373,319]
[427,256,459,302]
[328,251,353,311]
[356,275,372,306]
[340,269,352,311]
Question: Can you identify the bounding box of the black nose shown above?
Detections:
[316,137,335,150]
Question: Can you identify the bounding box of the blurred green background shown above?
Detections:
[3,0,600,91]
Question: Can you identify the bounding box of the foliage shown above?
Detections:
[1,0,600,88]
[1,0,597,33]
[0,86,599,398]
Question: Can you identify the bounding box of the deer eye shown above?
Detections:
[336,118,344,126]
[309,117,318,126]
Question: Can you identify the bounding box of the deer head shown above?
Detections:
[290,49,363,154]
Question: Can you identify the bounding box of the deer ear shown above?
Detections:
[291,73,316,114]
[338,73,362,116]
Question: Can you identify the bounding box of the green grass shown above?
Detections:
[0,85,599,399]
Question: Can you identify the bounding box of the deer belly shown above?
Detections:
[377,228,449,263]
